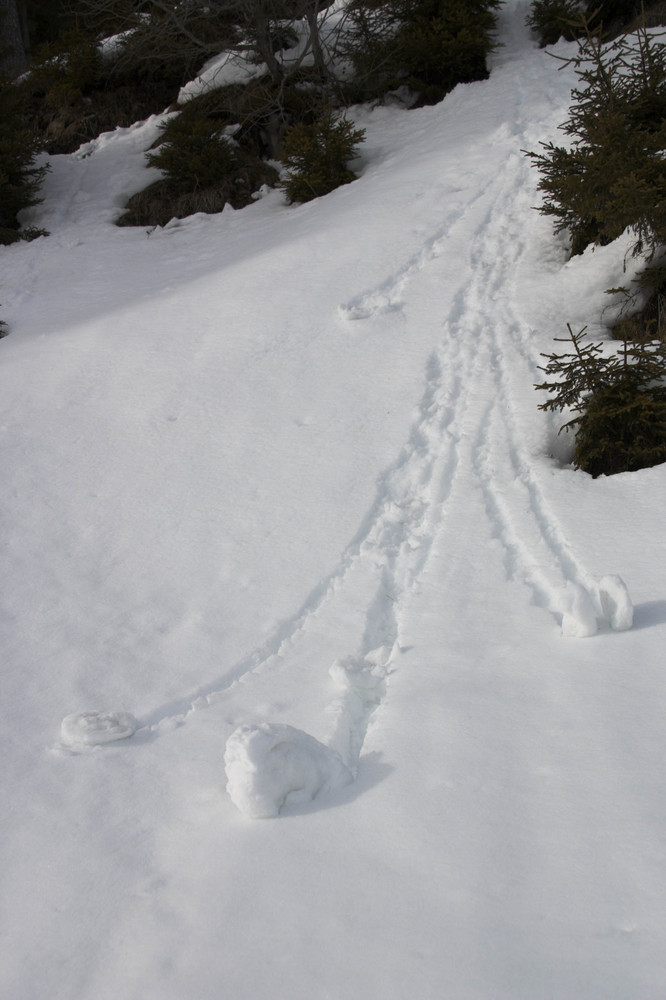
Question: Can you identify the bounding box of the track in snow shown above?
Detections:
[58,7,629,799]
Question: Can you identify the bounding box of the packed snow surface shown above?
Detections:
[2,2,666,997]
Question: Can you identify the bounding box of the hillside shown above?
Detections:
[1,1,666,996]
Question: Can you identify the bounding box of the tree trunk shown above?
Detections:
[0,0,28,77]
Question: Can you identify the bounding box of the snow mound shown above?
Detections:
[224,723,353,819]
[560,582,598,638]
[599,575,633,631]
[327,652,388,774]
[60,711,139,747]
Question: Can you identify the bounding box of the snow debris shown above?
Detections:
[327,654,388,774]
[560,582,598,638]
[60,711,139,747]
[224,723,353,819]
[598,575,633,631]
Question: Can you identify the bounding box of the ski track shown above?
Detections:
[63,9,613,778]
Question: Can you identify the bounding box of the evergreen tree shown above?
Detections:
[536,324,666,475]
[146,111,238,192]
[526,22,666,257]
[0,79,47,242]
[526,0,584,47]
[526,0,644,48]
[280,107,365,202]
[347,0,501,105]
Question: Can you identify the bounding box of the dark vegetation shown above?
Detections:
[526,0,647,47]
[346,0,501,105]
[280,105,365,202]
[0,77,47,243]
[528,4,666,475]
[536,325,666,476]
[0,0,501,239]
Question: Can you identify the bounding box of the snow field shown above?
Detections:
[1,1,665,996]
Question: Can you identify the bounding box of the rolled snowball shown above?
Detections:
[60,710,138,747]
[599,575,633,631]
[225,723,353,819]
[561,582,598,638]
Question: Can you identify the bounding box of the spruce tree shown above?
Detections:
[280,107,365,203]
[526,22,666,257]
[347,0,501,105]
[0,80,47,242]
[536,324,666,475]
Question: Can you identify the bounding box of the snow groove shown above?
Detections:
[99,319,471,750]
[59,42,632,776]
[338,187,486,321]
[220,320,481,813]
[446,148,629,635]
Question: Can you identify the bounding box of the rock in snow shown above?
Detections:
[60,711,139,747]
[598,575,633,631]
[224,723,353,819]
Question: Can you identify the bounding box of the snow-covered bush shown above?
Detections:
[118,102,278,226]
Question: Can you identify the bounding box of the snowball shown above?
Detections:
[599,575,633,631]
[224,723,353,819]
[560,582,598,638]
[60,710,138,747]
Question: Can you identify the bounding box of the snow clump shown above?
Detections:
[224,722,353,819]
[599,575,633,631]
[560,582,598,638]
[60,710,139,747]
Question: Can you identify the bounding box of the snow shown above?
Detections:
[224,722,353,818]
[1,1,666,996]
[60,710,139,747]
[599,574,634,631]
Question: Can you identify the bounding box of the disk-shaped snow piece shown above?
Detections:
[60,710,138,747]
[224,723,353,819]
[599,575,633,631]
[560,582,598,638]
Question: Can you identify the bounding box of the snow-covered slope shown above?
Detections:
[2,2,666,996]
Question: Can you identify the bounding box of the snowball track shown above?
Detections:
[127,35,630,758]
[4,2,663,997]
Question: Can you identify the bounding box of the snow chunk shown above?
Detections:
[599,575,633,631]
[60,711,138,747]
[224,723,353,819]
[560,582,598,638]
[327,655,387,774]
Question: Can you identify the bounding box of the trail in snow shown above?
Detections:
[6,4,666,998]
[54,1,630,814]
